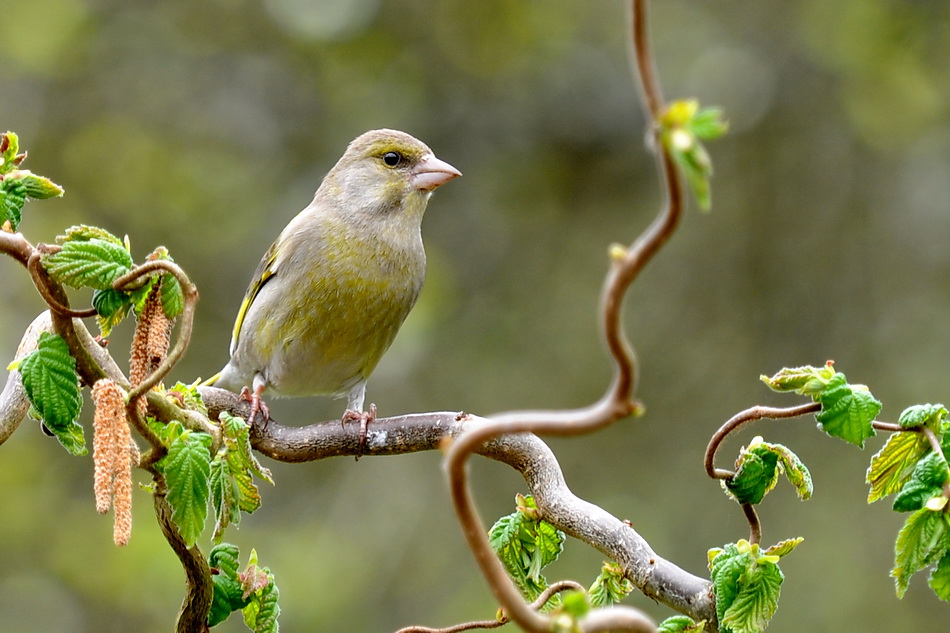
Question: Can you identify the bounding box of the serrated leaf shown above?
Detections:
[43,238,134,290]
[162,430,213,547]
[764,538,804,559]
[657,615,706,633]
[815,373,879,447]
[488,495,565,606]
[92,288,132,337]
[709,544,746,625]
[720,562,783,633]
[8,170,64,199]
[898,404,948,430]
[160,273,184,319]
[243,578,280,633]
[892,452,950,513]
[58,224,124,245]
[759,364,831,396]
[929,552,950,602]
[725,447,779,505]
[128,276,158,315]
[588,561,633,608]
[209,542,242,575]
[867,431,930,502]
[208,543,249,627]
[892,507,950,597]
[221,413,273,485]
[210,452,240,543]
[0,178,26,230]
[166,380,208,417]
[770,443,813,500]
[17,332,85,455]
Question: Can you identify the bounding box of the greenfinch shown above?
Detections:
[212,129,460,433]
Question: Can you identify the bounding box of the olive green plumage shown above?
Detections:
[214,129,460,415]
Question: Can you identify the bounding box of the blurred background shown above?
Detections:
[2,0,949,630]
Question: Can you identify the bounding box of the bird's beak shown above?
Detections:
[411,154,462,192]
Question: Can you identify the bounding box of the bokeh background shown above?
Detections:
[2,0,950,630]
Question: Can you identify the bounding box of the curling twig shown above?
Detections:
[114,259,199,402]
[704,403,821,480]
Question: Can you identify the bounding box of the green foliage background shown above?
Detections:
[2,0,949,630]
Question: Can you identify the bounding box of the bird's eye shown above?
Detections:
[381,151,403,167]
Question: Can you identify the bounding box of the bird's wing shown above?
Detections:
[229,239,280,356]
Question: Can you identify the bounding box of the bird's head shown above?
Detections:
[323,129,461,219]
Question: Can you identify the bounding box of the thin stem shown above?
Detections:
[742,503,762,546]
[27,252,98,318]
[872,421,903,433]
[630,0,665,118]
[704,403,821,480]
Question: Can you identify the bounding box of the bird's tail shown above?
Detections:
[201,371,222,387]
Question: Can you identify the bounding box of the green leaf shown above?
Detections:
[725,439,812,505]
[556,590,590,620]
[161,273,184,319]
[657,615,705,633]
[17,332,85,455]
[0,177,27,230]
[690,107,729,140]
[43,238,134,290]
[709,543,746,627]
[221,412,273,486]
[892,452,949,513]
[92,288,133,337]
[763,537,804,559]
[892,507,950,597]
[725,443,779,505]
[720,562,784,633]
[1,131,20,171]
[241,551,280,633]
[208,543,249,627]
[208,415,273,542]
[899,404,948,430]
[162,430,213,547]
[770,443,813,500]
[929,552,950,602]
[588,561,633,608]
[759,363,835,396]
[14,170,65,199]
[58,224,125,246]
[867,431,930,503]
[814,372,880,447]
[168,380,208,416]
[488,494,565,606]
[710,539,791,633]
[658,99,728,212]
[210,451,240,543]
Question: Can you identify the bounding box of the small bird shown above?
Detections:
[212,129,460,443]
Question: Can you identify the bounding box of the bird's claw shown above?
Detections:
[239,385,271,430]
[341,403,377,460]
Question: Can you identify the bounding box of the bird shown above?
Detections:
[210,129,461,446]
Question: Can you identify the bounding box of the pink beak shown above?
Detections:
[411,154,462,192]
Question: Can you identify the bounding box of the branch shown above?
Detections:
[201,387,716,624]
[704,403,821,480]
[153,491,213,633]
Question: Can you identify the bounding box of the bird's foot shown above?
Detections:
[341,403,377,460]
[239,385,271,430]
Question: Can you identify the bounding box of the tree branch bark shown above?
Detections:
[201,387,717,625]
